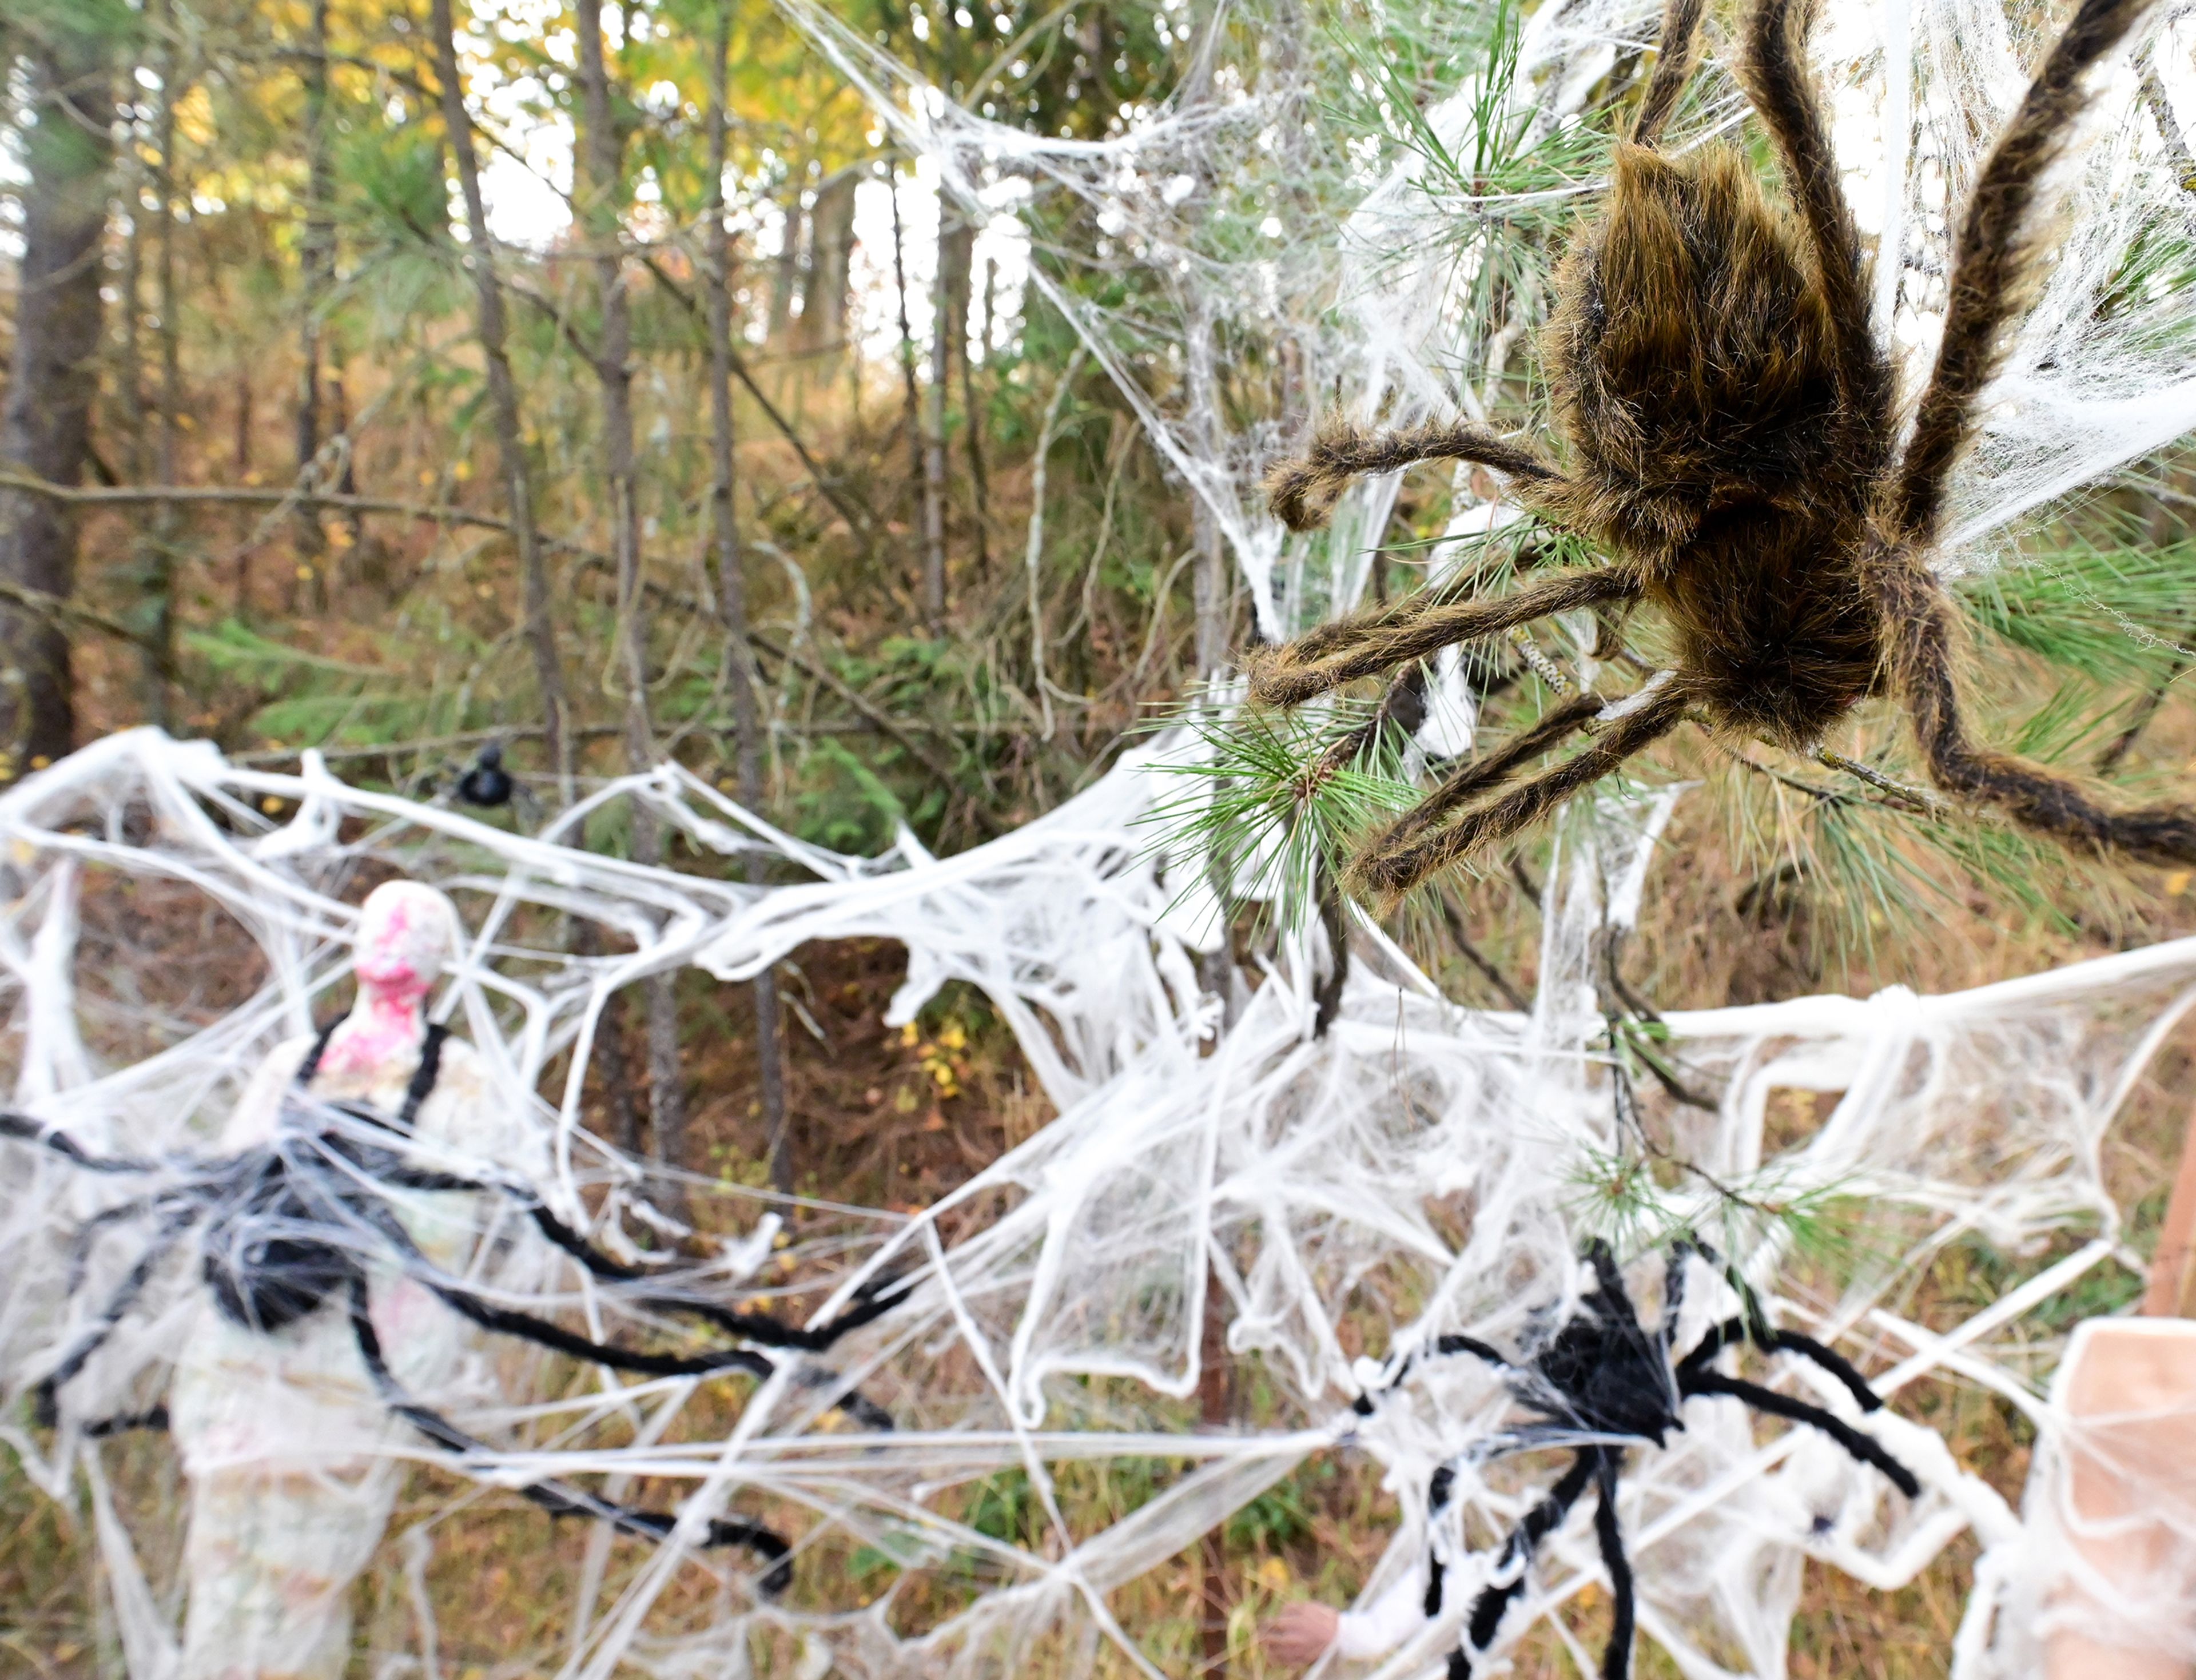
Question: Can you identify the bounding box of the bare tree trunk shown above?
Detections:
[576,0,687,1196]
[141,1,182,725]
[428,0,571,798]
[918,196,963,628]
[0,9,116,775]
[1187,306,1230,682]
[888,171,931,622]
[960,251,993,574]
[707,1,791,1193]
[766,183,803,349]
[795,166,857,364]
[292,0,334,612]
[1196,1261,1234,1674]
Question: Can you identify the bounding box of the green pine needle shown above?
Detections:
[1136,698,1419,935]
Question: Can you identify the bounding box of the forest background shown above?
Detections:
[8,0,2196,1672]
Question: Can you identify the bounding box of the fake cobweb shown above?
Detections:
[13,0,2196,1671]
[1,728,2193,1678]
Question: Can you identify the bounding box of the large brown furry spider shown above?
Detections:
[1255,0,2196,897]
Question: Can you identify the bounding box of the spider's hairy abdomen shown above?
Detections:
[1547,144,1883,746]
[1547,144,1868,549]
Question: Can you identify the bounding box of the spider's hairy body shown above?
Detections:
[1542,144,1883,748]
[1253,0,2191,895]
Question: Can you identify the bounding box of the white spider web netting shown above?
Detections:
[13,0,2196,1671]
[1,728,2194,1677]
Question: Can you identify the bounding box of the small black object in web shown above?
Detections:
[456,742,513,808]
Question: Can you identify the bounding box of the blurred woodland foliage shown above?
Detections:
[0,0,1207,849]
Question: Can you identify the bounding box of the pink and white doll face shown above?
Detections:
[352,882,460,1007]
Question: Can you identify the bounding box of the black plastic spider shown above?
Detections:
[1255,0,2194,895]
[5,1020,910,1591]
[1352,1240,1919,1680]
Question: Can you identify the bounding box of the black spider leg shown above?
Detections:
[523,1201,918,1352]
[1590,1451,1637,1680]
[308,1130,911,1438]
[67,1185,203,1293]
[0,1110,162,1175]
[1423,1463,1458,1617]
[1668,1236,1774,1345]
[1351,1333,1513,1417]
[33,1200,204,1428]
[794,1367,896,1432]
[332,1182,778,1384]
[1657,1243,1690,1358]
[1676,1366,1920,1498]
[344,1275,794,1593]
[1451,1447,1600,1680]
[1680,1316,1886,1416]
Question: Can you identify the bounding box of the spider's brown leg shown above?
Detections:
[1741,0,1893,426]
[1891,0,2158,544]
[1367,694,1608,882]
[1458,1448,1600,1673]
[1869,538,2196,862]
[1680,1368,1922,1496]
[1249,568,1639,708]
[1631,0,1708,148]
[1266,418,1565,534]
[1351,676,1693,895]
[1590,1451,1637,1680]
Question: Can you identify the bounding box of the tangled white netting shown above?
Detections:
[14,0,2196,1671]
[3,728,2195,1677]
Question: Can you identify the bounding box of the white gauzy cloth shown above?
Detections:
[167,1028,532,1680]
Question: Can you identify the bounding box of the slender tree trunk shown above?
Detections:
[0,9,117,775]
[232,357,254,616]
[1197,1261,1234,1674]
[707,2,791,1193]
[888,171,934,628]
[120,140,147,486]
[766,183,803,349]
[293,0,334,611]
[141,3,182,724]
[576,0,688,1196]
[1187,306,1230,682]
[960,250,993,573]
[794,166,857,363]
[428,0,571,798]
[918,196,962,629]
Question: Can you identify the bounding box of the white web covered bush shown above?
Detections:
[2,730,2195,1675]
